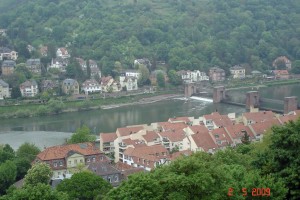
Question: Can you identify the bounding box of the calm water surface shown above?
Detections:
[1,84,299,149]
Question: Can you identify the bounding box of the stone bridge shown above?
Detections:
[211,86,298,114]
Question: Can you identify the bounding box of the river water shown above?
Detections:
[0,84,299,149]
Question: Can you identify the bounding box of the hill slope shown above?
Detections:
[0,0,299,73]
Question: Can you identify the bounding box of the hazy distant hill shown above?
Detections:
[0,0,299,74]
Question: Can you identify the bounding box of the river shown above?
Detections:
[0,84,299,149]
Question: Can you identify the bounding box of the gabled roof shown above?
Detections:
[243,111,275,123]
[278,115,299,124]
[101,76,113,86]
[88,162,120,176]
[0,47,13,53]
[211,127,233,144]
[142,131,160,143]
[2,60,16,67]
[123,145,168,159]
[20,80,37,88]
[230,65,245,70]
[224,123,255,139]
[116,126,144,137]
[203,112,233,127]
[100,132,117,143]
[209,67,224,72]
[170,150,193,161]
[188,125,209,134]
[249,119,281,135]
[168,116,191,123]
[190,131,218,152]
[159,130,186,142]
[82,79,100,87]
[273,70,289,75]
[157,122,187,132]
[63,79,78,86]
[36,143,101,161]
[0,79,9,87]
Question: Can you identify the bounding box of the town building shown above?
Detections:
[56,48,70,59]
[1,60,16,75]
[120,70,140,79]
[88,162,121,187]
[242,111,276,125]
[100,133,118,154]
[230,65,245,79]
[89,60,101,78]
[26,59,41,75]
[119,76,138,91]
[62,79,79,95]
[34,143,108,178]
[20,80,39,97]
[272,70,289,80]
[81,79,101,94]
[177,70,209,83]
[41,80,59,93]
[273,56,292,70]
[0,47,18,60]
[209,67,226,82]
[101,76,121,93]
[49,57,68,72]
[0,79,10,99]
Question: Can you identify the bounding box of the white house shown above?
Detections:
[20,80,39,97]
[81,79,101,94]
[56,48,70,59]
[120,70,140,79]
[230,65,245,79]
[0,79,10,99]
[177,70,209,83]
[119,76,138,91]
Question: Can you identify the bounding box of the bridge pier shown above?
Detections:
[284,96,298,114]
[213,86,225,103]
[246,91,260,109]
[184,83,195,97]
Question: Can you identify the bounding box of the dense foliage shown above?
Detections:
[0,143,40,195]
[0,0,299,74]
[57,171,112,200]
[67,125,96,144]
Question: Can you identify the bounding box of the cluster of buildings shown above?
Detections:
[32,108,300,187]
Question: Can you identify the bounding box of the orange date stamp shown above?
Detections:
[228,187,271,197]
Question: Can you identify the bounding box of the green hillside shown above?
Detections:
[0,0,299,74]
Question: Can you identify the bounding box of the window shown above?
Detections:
[54,162,57,167]
[92,157,96,162]
[74,159,77,164]
[114,175,119,182]
[80,159,83,163]
[59,161,63,166]
[87,158,90,162]
[68,161,71,165]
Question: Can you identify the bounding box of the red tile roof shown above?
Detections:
[170,150,193,161]
[168,117,191,123]
[159,130,186,142]
[124,145,168,158]
[243,111,275,123]
[157,122,187,132]
[100,133,117,143]
[225,124,255,139]
[203,112,233,127]
[188,125,209,134]
[278,115,299,124]
[122,138,146,147]
[210,127,233,145]
[142,131,160,143]
[116,126,144,137]
[249,119,281,135]
[37,143,101,161]
[191,131,218,152]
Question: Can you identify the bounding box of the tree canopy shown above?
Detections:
[67,125,96,144]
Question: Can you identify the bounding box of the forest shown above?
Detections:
[0,0,299,75]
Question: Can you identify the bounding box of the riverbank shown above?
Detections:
[0,90,183,119]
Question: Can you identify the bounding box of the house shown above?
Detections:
[188,128,218,153]
[62,79,79,95]
[251,70,263,77]
[1,60,16,75]
[230,65,245,79]
[19,80,38,97]
[34,143,108,178]
[157,129,188,151]
[210,127,233,149]
[242,111,275,125]
[27,45,35,53]
[81,79,101,94]
[142,131,161,146]
[26,59,42,75]
[89,60,101,78]
[134,58,151,68]
[0,47,18,60]
[168,116,193,124]
[41,80,59,93]
[49,57,68,72]
[224,124,255,145]
[0,79,10,99]
[88,162,121,187]
[176,70,209,83]
[209,67,226,82]
[75,58,87,72]
[122,145,169,171]
[203,112,233,130]
[101,76,121,93]
[56,48,70,59]
[248,119,281,141]
[39,45,48,57]
[273,56,292,70]
[119,76,138,91]
[100,133,118,154]
[120,70,140,79]
[272,70,289,80]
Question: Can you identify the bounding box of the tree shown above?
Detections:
[15,63,32,79]
[23,162,52,186]
[168,70,182,86]
[67,125,96,144]
[47,99,65,114]
[0,160,17,195]
[137,65,150,86]
[11,87,22,99]
[3,183,69,200]
[16,142,40,162]
[0,144,15,163]
[57,171,112,200]
[291,60,300,74]
[156,72,165,87]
